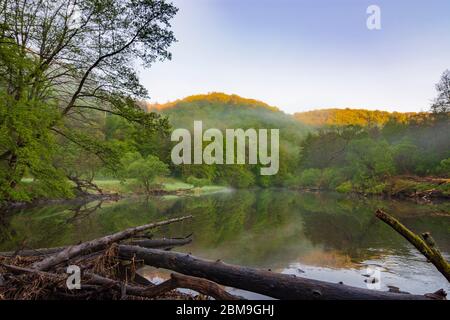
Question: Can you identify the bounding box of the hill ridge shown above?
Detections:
[146,92,281,113]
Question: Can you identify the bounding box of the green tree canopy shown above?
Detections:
[0,0,177,201]
[127,155,170,193]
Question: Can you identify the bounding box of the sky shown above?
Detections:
[140,0,450,114]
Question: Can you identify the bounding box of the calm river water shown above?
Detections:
[1,189,449,298]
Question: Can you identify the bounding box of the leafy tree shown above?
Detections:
[127,155,170,193]
[391,138,419,174]
[0,0,176,201]
[437,158,450,177]
[346,138,395,191]
[431,70,450,114]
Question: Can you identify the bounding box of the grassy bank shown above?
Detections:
[94,177,228,196]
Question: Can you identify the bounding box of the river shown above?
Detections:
[1,189,449,298]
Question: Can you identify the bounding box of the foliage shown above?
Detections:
[437,158,450,177]
[0,0,176,201]
[153,92,310,188]
[294,108,418,127]
[297,113,449,193]
[186,176,211,187]
[126,155,170,193]
[431,69,450,114]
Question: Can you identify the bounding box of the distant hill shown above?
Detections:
[294,108,418,127]
[147,92,310,147]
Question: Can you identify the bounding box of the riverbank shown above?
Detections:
[0,178,230,212]
[2,175,448,212]
[291,176,450,202]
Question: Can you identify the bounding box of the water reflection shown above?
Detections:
[1,190,449,294]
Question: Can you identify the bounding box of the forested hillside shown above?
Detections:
[294,108,418,127]
[1,0,448,206]
[146,92,310,187]
[293,71,450,196]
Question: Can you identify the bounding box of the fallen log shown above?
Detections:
[32,215,193,271]
[1,263,239,300]
[118,245,434,300]
[128,236,192,249]
[89,272,242,300]
[376,209,450,282]
[0,247,65,257]
[0,236,192,258]
[85,272,159,298]
[167,273,242,300]
[1,263,66,280]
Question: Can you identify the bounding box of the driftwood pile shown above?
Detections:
[0,211,448,300]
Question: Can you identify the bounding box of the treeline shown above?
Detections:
[105,92,309,189]
[294,108,418,127]
[1,1,449,203]
[294,113,449,195]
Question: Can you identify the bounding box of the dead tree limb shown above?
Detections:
[85,272,157,298]
[1,263,65,280]
[87,272,241,300]
[376,209,450,282]
[0,236,192,257]
[32,215,193,271]
[0,247,65,257]
[118,245,434,300]
[169,273,243,300]
[128,236,192,250]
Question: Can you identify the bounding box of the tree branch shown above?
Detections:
[375,209,450,282]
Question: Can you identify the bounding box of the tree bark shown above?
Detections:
[31,215,193,271]
[168,273,243,300]
[0,247,66,257]
[128,237,192,249]
[0,236,192,257]
[376,209,450,282]
[95,272,242,300]
[118,245,433,300]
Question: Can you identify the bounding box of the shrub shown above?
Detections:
[298,169,322,188]
[186,176,210,187]
[336,181,353,193]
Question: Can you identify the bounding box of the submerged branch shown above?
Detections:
[375,209,450,282]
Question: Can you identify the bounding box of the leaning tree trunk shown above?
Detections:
[376,209,450,282]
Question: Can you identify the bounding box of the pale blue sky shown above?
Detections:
[140,0,450,113]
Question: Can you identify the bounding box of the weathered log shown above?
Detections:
[1,263,65,280]
[168,273,243,300]
[85,272,241,300]
[129,237,192,249]
[85,272,158,298]
[2,264,235,300]
[0,236,192,258]
[376,209,450,282]
[32,215,193,271]
[0,246,65,257]
[118,245,435,300]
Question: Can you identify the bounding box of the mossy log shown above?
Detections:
[376,209,450,282]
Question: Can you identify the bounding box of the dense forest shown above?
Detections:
[294,108,418,127]
[0,1,449,204]
[294,73,450,196]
